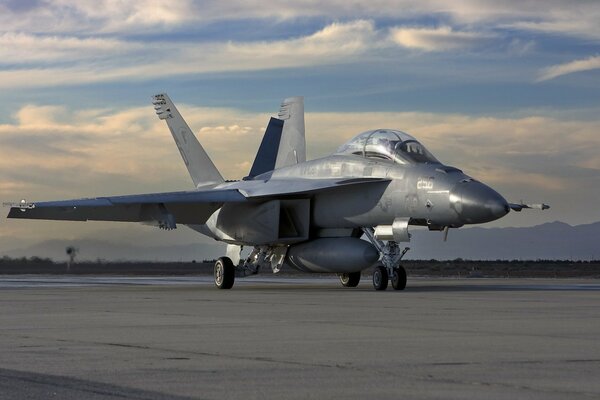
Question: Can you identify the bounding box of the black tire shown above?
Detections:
[339,271,361,287]
[214,257,235,289]
[391,265,407,290]
[372,265,388,291]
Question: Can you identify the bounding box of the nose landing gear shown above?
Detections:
[363,228,410,291]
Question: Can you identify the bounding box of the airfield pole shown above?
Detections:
[66,246,78,272]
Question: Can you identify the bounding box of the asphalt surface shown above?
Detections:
[0,276,599,399]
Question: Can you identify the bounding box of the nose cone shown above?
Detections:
[450,180,509,224]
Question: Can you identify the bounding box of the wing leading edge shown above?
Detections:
[6,178,390,226]
[7,189,246,227]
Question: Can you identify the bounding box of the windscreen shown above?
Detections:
[394,140,438,164]
[336,129,439,165]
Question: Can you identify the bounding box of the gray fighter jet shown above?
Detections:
[7,94,548,290]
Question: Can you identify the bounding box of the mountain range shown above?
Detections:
[2,221,598,262]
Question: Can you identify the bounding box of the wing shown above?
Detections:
[241,177,391,198]
[6,178,390,227]
[7,189,246,228]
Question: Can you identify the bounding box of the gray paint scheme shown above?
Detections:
[275,96,305,169]
[153,94,223,187]
[246,117,284,179]
[7,95,548,281]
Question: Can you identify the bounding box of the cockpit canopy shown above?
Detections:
[335,129,439,165]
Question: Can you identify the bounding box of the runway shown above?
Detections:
[1,276,599,399]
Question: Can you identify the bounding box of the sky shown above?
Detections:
[1,0,599,254]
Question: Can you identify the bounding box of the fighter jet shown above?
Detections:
[7,94,549,290]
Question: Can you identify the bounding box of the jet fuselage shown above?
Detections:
[195,153,510,246]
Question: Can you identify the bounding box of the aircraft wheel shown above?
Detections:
[372,265,388,291]
[214,257,235,289]
[391,265,407,290]
[339,271,361,287]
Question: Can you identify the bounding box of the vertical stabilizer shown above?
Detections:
[152,93,224,187]
[246,117,284,179]
[275,96,305,169]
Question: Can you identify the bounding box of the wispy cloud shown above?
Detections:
[0,20,382,89]
[0,18,542,89]
[0,0,196,34]
[389,26,493,51]
[537,55,600,82]
[2,102,598,201]
[0,32,140,64]
[2,100,599,242]
[2,1,599,39]
[0,1,596,90]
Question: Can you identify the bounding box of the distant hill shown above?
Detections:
[408,221,600,261]
[2,221,598,262]
[3,239,226,262]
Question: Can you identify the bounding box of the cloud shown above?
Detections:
[0,18,538,89]
[536,55,600,82]
[506,18,600,41]
[1,0,598,41]
[0,20,380,89]
[2,101,600,242]
[226,20,378,59]
[0,2,595,90]
[2,102,598,202]
[0,32,139,64]
[389,26,492,51]
[0,0,196,34]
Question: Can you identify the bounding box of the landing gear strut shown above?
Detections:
[363,228,410,291]
[214,257,235,289]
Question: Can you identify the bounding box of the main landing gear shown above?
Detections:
[214,257,235,289]
[372,265,407,290]
[339,271,361,287]
[390,265,407,290]
[363,228,410,291]
[372,266,388,290]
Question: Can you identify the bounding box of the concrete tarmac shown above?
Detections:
[0,276,599,399]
